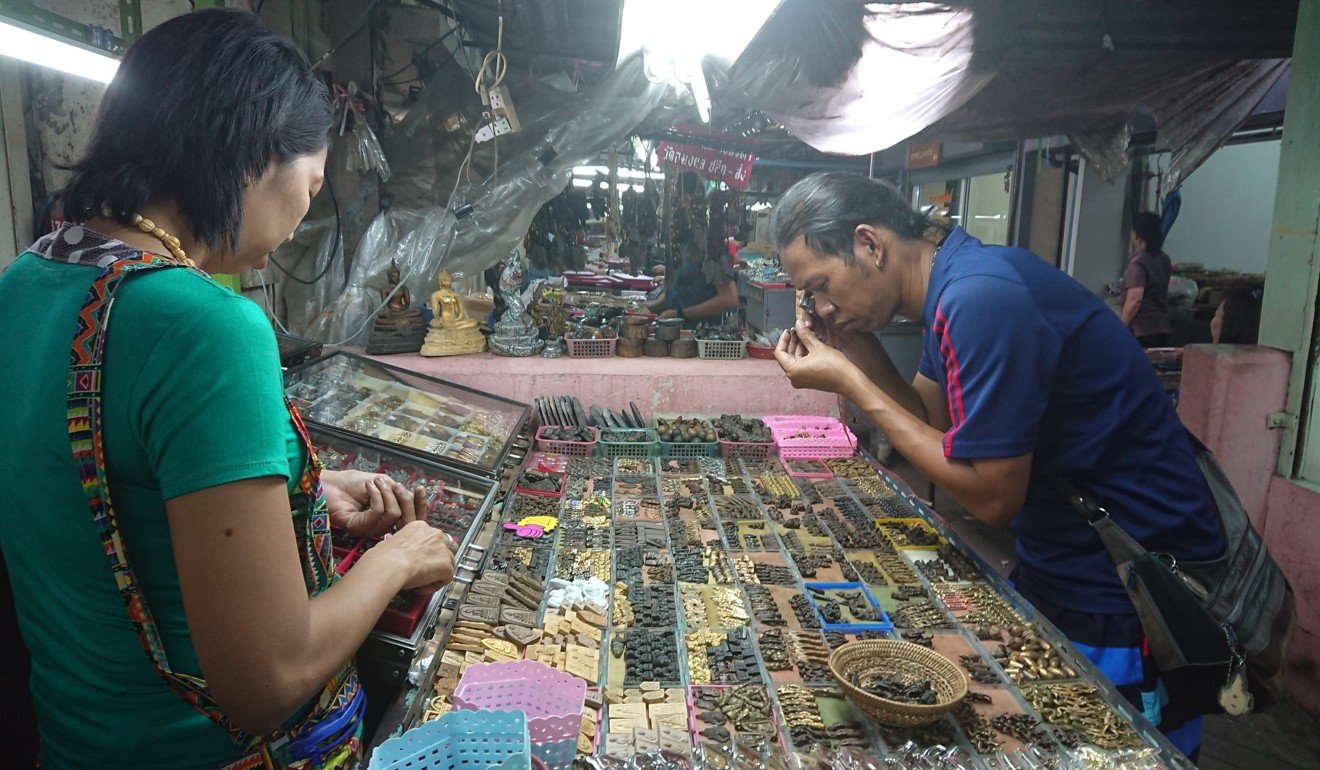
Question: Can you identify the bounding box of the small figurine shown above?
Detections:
[489,249,544,356]
[366,261,426,355]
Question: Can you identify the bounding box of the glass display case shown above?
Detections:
[312,428,496,672]
[287,352,530,479]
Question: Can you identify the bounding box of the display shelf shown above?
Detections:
[372,408,1194,770]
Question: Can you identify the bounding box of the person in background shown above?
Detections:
[1212,279,1265,344]
[0,10,455,768]
[648,238,739,326]
[1121,212,1174,347]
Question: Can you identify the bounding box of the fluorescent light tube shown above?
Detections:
[0,17,119,83]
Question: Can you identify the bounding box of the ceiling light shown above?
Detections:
[0,17,119,83]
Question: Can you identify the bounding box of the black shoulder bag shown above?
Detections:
[1052,431,1296,716]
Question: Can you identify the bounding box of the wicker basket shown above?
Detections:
[828,640,967,727]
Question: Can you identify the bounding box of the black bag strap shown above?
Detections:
[1049,475,1149,565]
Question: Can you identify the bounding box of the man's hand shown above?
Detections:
[802,312,873,352]
[321,470,425,537]
[658,309,679,320]
[774,321,863,394]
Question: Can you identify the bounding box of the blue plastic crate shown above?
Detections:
[802,581,894,633]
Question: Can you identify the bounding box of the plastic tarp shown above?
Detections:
[727,3,1289,184]
[288,58,674,345]
[729,3,995,157]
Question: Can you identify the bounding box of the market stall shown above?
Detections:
[284,355,1192,770]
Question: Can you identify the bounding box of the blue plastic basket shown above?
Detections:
[368,709,531,770]
[802,581,894,633]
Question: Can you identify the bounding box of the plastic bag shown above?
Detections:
[347,121,392,181]
[1167,275,1198,307]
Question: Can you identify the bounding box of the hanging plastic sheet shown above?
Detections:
[721,2,1292,186]
[308,58,674,346]
[724,3,995,157]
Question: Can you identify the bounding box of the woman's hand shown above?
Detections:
[321,469,425,537]
[368,520,458,595]
[774,321,863,395]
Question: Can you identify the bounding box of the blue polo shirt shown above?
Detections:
[918,228,1223,616]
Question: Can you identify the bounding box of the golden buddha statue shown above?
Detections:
[420,268,485,357]
[429,269,478,330]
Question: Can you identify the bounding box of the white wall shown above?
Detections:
[1160,139,1280,273]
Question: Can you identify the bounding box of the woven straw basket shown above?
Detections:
[828,640,968,727]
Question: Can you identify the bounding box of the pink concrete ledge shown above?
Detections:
[355,349,840,418]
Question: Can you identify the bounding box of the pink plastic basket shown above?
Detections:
[770,418,858,459]
[565,337,616,358]
[453,660,586,747]
[535,426,599,457]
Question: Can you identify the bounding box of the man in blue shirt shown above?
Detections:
[770,172,1222,757]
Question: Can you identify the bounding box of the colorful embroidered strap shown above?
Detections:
[39,224,358,759]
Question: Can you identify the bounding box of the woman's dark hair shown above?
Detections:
[1132,212,1165,252]
[62,8,332,250]
[771,172,932,264]
[1219,279,1264,345]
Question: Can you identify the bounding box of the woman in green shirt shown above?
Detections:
[0,9,455,769]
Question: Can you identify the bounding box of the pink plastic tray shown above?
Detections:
[453,660,586,749]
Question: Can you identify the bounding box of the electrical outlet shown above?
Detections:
[491,116,514,137]
[488,85,520,134]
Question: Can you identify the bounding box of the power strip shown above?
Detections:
[475,84,520,143]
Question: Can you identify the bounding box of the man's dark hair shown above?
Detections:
[771,172,932,264]
[62,8,332,251]
[1132,212,1165,252]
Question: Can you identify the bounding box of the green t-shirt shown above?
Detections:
[0,249,303,769]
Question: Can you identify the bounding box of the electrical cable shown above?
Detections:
[267,175,342,286]
[473,7,508,99]
[379,27,458,82]
[313,0,382,71]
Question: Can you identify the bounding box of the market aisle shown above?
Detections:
[883,458,1320,769]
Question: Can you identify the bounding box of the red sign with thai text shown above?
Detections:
[657,124,756,190]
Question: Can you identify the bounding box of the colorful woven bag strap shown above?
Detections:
[63,251,357,757]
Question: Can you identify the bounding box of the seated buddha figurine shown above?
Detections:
[429,269,478,330]
[420,268,485,357]
[377,262,421,326]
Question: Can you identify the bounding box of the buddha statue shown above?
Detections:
[366,262,425,354]
[429,269,477,330]
[420,268,486,357]
[378,262,420,323]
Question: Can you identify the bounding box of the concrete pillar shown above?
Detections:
[1178,344,1291,530]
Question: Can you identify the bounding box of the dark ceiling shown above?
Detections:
[421,0,1300,166]
[448,0,622,82]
